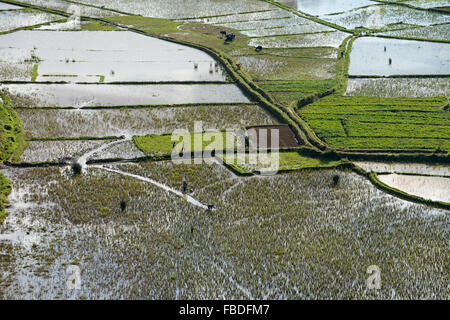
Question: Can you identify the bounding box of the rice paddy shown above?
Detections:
[248,31,350,49]
[0,30,228,82]
[0,0,448,302]
[346,77,450,97]
[299,95,450,150]
[349,37,450,76]
[377,23,450,42]
[0,8,61,32]
[321,4,450,30]
[68,0,275,19]
[1,83,250,107]
[378,173,450,203]
[1,164,448,299]
[281,0,375,16]
[16,104,275,139]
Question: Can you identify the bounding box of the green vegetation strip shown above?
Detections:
[0,93,27,162]
[0,92,26,222]
[0,173,11,223]
[218,149,344,175]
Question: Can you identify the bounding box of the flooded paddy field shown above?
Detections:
[236,55,337,80]
[248,31,350,49]
[378,173,450,203]
[17,104,277,138]
[0,0,449,301]
[401,0,450,9]
[70,0,275,19]
[181,9,292,24]
[0,31,227,82]
[0,164,448,299]
[349,37,450,76]
[2,83,250,107]
[346,77,450,97]
[321,4,450,30]
[215,13,335,37]
[19,139,116,163]
[377,23,450,42]
[355,161,450,176]
[6,0,122,18]
[0,8,61,32]
[0,2,21,10]
[280,0,375,16]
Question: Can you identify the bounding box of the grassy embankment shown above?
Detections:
[0,93,26,221]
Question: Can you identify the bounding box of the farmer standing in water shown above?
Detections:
[182,177,188,200]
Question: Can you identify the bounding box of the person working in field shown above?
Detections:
[182,178,188,201]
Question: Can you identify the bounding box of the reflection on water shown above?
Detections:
[279,0,374,15]
[355,162,450,176]
[1,83,250,107]
[378,174,450,203]
[349,37,450,76]
[0,31,226,82]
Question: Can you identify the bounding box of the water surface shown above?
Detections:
[349,37,450,76]
[0,31,226,82]
[2,83,250,107]
[378,174,450,203]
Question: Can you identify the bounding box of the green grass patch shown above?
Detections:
[81,20,120,31]
[219,149,343,174]
[133,131,238,156]
[260,80,338,105]
[104,15,181,34]
[31,64,38,82]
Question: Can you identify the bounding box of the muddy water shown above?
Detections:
[356,161,450,177]
[2,83,250,106]
[378,173,450,203]
[0,31,226,82]
[279,0,374,15]
[349,37,450,76]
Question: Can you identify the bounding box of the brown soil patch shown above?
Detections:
[246,124,302,148]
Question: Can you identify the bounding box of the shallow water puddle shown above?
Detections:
[378,173,450,203]
[2,83,250,107]
[349,37,450,76]
[0,31,226,82]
